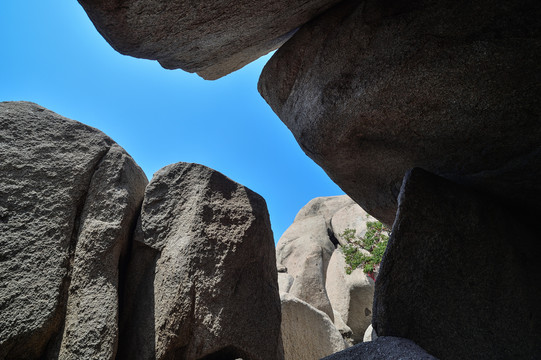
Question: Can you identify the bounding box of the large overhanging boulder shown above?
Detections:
[259,0,541,225]
[77,0,343,79]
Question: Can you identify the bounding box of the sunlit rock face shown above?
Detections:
[259,0,541,225]
[0,101,147,359]
[118,162,283,360]
[77,0,343,79]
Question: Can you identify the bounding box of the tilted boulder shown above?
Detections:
[326,250,374,344]
[117,162,282,360]
[280,293,346,360]
[373,168,541,359]
[321,337,437,360]
[0,101,147,359]
[77,0,343,79]
[259,0,541,225]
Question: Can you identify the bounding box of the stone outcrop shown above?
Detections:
[277,195,380,346]
[280,293,346,360]
[326,250,374,343]
[118,162,282,360]
[77,0,343,79]
[0,101,147,359]
[259,0,541,225]
[321,337,437,360]
[373,168,541,359]
[276,214,335,320]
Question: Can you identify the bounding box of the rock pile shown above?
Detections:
[0,102,282,360]
[276,195,382,358]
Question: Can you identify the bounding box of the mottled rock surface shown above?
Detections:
[326,250,374,343]
[78,0,343,79]
[118,162,282,360]
[259,0,541,225]
[280,293,346,360]
[0,101,147,359]
[373,168,541,359]
[321,337,437,360]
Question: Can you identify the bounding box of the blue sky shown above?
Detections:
[0,1,344,242]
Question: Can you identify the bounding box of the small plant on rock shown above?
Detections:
[340,221,390,280]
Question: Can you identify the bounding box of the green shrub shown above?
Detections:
[339,221,389,277]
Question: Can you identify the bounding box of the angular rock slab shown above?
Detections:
[326,250,374,343]
[280,293,346,360]
[321,337,437,360]
[0,101,147,359]
[118,162,282,360]
[373,168,541,359]
[78,0,343,79]
[259,0,541,225]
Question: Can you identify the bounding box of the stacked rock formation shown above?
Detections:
[276,195,383,358]
[14,0,541,356]
[0,102,282,360]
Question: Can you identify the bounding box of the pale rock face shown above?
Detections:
[363,324,378,343]
[280,293,346,360]
[331,204,379,246]
[0,101,147,359]
[278,273,295,294]
[259,0,541,225]
[77,0,343,79]
[118,162,282,360]
[326,250,375,343]
[276,214,335,320]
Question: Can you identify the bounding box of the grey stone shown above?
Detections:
[0,101,147,359]
[280,293,346,360]
[321,337,437,360]
[77,0,343,79]
[373,168,541,359]
[259,0,541,225]
[117,162,282,360]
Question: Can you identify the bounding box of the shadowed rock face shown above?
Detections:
[321,337,437,360]
[259,0,541,225]
[373,168,541,359]
[118,162,282,360]
[77,0,343,79]
[0,101,147,359]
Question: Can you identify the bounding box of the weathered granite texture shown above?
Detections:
[118,162,283,360]
[0,101,147,359]
[259,0,541,225]
[77,0,343,79]
[373,168,541,359]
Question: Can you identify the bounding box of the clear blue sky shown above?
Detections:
[0,1,344,243]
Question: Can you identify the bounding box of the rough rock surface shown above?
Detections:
[321,337,437,360]
[78,0,343,79]
[117,162,282,360]
[373,168,541,359]
[280,293,346,360]
[326,250,374,343]
[259,0,541,225]
[0,101,147,359]
[276,214,335,320]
